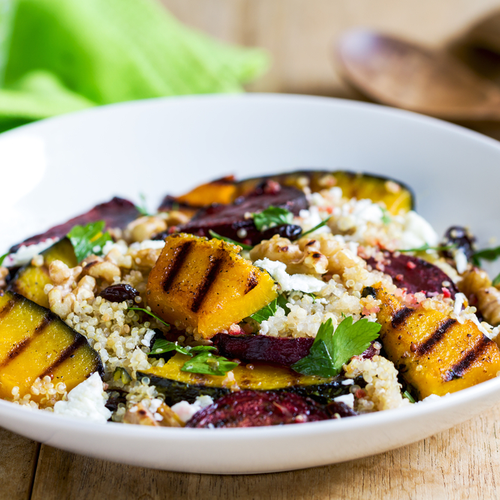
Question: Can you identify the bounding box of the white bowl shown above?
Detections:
[1,94,499,474]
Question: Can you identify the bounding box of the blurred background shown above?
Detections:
[3,0,500,138]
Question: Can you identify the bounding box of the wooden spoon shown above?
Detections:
[337,29,500,121]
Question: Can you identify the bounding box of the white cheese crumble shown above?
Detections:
[341,379,355,386]
[3,238,58,267]
[453,292,466,316]
[333,393,355,408]
[102,239,129,256]
[53,372,111,423]
[254,258,326,293]
[399,211,439,250]
[129,240,166,251]
[171,395,214,423]
[454,249,468,274]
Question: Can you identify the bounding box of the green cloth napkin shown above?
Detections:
[0,0,269,133]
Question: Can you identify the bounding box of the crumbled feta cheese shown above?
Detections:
[453,292,466,316]
[3,238,58,267]
[140,328,156,347]
[399,211,439,250]
[53,373,111,423]
[254,258,326,293]
[102,239,129,256]
[454,249,468,274]
[295,207,330,235]
[333,393,355,408]
[129,239,166,251]
[171,395,214,423]
[341,379,355,386]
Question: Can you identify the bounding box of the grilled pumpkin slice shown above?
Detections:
[0,290,102,405]
[8,238,77,308]
[146,233,277,339]
[139,353,349,406]
[374,285,500,399]
[159,170,414,217]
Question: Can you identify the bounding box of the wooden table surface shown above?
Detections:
[4,1,500,498]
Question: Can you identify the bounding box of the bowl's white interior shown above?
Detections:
[0,94,499,474]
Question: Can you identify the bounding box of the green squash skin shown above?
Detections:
[138,371,364,406]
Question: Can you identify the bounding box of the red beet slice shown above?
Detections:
[171,183,308,246]
[185,390,329,428]
[10,197,139,252]
[366,252,458,298]
[325,401,357,418]
[213,334,314,366]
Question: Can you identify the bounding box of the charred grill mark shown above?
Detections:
[416,318,456,356]
[40,335,87,378]
[245,272,258,294]
[0,313,54,368]
[0,337,32,368]
[0,298,16,321]
[190,257,224,313]
[391,307,414,329]
[162,241,193,292]
[443,336,491,382]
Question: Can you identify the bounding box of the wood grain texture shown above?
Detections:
[28,403,500,500]
[0,428,39,500]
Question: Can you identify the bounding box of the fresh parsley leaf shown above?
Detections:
[398,243,455,253]
[292,339,336,377]
[181,351,238,376]
[291,317,381,378]
[188,345,217,354]
[277,294,291,314]
[250,298,278,323]
[471,245,500,266]
[381,208,391,225]
[128,307,170,328]
[403,390,415,404]
[136,193,152,217]
[493,273,500,287]
[151,338,190,356]
[208,230,253,251]
[252,206,293,231]
[67,221,112,262]
[0,252,8,266]
[300,217,331,239]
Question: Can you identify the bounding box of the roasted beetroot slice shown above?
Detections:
[325,401,357,418]
[213,334,314,366]
[10,197,140,252]
[185,390,328,428]
[366,252,458,298]
[173,184,308,245]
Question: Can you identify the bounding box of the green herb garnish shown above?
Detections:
[300,217,331,239]
[181,351,238,376]
[250,299,278,323]
[136,193,152,217]
[251,295,291,323]
[208,230,253,251]
[403,390,415,404]
[252,206,293,231]
[128,307,170,328]
[381,208,391,225]
[151,338,190,356]
[291,317,381,378]
[0,252,8,266]
[493,273,500,287]
[67,221,112,262]
[398,243,455,253]
[472,245,500,267]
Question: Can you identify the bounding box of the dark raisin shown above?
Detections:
[362,286,377,298]
[260,224,302,241]
[99,284,139,302]
[440,226,477,261]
